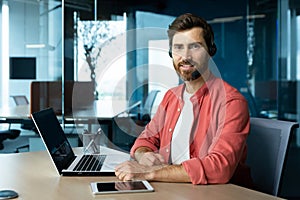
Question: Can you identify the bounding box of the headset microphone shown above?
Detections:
[191,70,201,80]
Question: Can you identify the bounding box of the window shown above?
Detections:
[76,18,126,100]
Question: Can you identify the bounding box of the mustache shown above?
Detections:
[178,59,196,66]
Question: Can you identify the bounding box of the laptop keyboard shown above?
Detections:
[74,155,106,171]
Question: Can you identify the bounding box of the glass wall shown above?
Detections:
[248,0,300,145]
[0,0,63,108]
[2,0,300,148]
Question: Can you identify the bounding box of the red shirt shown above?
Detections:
[131,75,252,186]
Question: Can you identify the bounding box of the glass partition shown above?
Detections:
[2,0,299,149]
[247,0,300,145]
[0,0,63,108]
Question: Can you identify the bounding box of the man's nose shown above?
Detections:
[181,49,192,60]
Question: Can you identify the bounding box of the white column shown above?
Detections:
[1,0,9,107]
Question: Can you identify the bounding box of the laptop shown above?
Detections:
[31,107,130,176]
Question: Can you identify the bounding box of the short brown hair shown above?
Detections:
[167,13,217,56]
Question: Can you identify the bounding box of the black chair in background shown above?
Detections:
[113,90,160,151]
[11,95,35,131]
[131,90,160,126]
[11,95,34,152]
[0,96,27,150]
[240,86,260,117]
[0,124,21,150]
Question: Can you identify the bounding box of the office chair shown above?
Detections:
[0,125,21,150]
[11,95,29,105]
[246,117,299,196]
[10,95,34,152]
[113,90,160,151]
[0,96,29,150]
[132,90,160,126]
[11,95,34,130]
[240,86,260,117]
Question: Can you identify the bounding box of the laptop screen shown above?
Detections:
[31,108,76,174]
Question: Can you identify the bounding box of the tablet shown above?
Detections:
[90,180,154,195]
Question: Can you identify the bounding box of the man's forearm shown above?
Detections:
[147,164,191,183]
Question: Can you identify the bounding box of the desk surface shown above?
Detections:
[0,105,30,120]
[0,99,140,120]
[0,148,284,200]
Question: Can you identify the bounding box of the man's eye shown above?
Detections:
[173,45,183,50]
[190,44,201,49]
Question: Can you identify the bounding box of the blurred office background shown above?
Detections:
[0,0,300,199]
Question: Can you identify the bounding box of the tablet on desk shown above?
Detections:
[90,180,154,195]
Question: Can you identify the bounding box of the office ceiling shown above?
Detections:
[18,0,300,18]
[60,0,247,20]
[59,0,169,19]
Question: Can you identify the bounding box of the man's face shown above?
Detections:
[171,27,210,81]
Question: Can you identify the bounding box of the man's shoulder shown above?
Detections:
[209,77,246,101]
[166,84,184,96]
[158,85,184,105]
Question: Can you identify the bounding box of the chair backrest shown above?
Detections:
[246,117,299,196]
[11,95,29,105]
[30,81,94,115]
[240,87,259,117]
[141,90,160,120]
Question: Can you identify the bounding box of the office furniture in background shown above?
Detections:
[132,90,160,126]
[10,95,35,152]
[112,90,160,151]
[0,147,284,200]
[11,95,34,131]
[11,95,29,105]
[0,96,28,150]
[30,81,94,115]
[0,98,141,152]
[240,86,260,117]
[0,125,20,150]
[246,117,299,196]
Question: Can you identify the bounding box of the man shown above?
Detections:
[115,13,252,187]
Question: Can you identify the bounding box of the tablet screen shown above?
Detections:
[91,180,154,194]
[98,181,146,191]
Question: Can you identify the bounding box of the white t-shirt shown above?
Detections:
[171,90,193,164]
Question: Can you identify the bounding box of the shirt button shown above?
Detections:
[177,108,181,112]
[169,128,172,132]
[166,149,169,153]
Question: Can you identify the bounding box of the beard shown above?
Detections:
[173,60,203,81]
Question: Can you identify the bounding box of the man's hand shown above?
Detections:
[134,147,165,166]
[138,152,165,166]
[115,160,190,183]
[115,160,164,181]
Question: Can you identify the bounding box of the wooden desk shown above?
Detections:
[0,148,284,200]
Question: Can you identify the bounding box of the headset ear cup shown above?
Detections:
[169,49,172,58]
[209,43,217,56]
